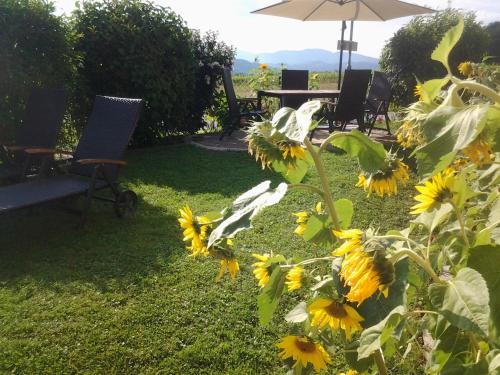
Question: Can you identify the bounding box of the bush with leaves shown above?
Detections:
[72,0,234,146]
[380,9,489,106]
[178,20,500,374]
[0,0,74,142]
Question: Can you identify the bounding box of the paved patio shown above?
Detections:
[191,124,395,152]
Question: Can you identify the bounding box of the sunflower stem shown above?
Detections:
[288,183,324,198]
[280,256,335,269]
[452,202,471,249]
[373,349,389,375]
[304,138,341,230]
[391,249,443,284]
[450,77,500,104]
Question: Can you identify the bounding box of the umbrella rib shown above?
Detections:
[250,0,292,14]
[360,0,386,21]
[303,0,329,21]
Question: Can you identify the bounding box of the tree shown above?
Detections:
[485,22,500,63]
[379,9,489,105]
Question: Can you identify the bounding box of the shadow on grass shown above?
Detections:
[125,144,282,197]
[0,195,180,289]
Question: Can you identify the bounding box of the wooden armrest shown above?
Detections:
[237,98,258,102]
[25,148,73,156]
[77,158,127,166]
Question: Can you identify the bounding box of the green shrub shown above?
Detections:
[379,9,489,105]
[0,0,74,142]
[485,22,500,63]
[72,0,235,146]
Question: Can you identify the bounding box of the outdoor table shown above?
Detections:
[257,89,340,109]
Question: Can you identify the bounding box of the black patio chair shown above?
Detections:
[281,69,309,109]
[310,69,372,139]
[0,88,67,183]
[220,67,264,139]
[365,71,392,135]
[0,96,142,223]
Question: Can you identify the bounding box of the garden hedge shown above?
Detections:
[0,0,74,143]
[72,0,235,146]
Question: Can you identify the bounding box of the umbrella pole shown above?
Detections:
[338,20,346,90]
[347,20,354,70]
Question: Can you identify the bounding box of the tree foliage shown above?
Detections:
[72,0,235,146]
[379,9,489,105]
[0,0,74,142]
[485,22,500,64]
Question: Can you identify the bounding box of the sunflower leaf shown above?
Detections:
[330,130,387,174]
[334,198,353,229]
[431,19,464,73]
[420,78,450,104]
[258,266,286,326]
[428,267,490,337]
[357,305,406,360]
[208,181,288,248]
[284,302,308,323]
[271,100,322,143]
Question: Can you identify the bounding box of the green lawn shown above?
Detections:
[0,145,416,374]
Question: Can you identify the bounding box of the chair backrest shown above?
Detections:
[70,96,142,181]
[335,69,372,122]
[16,88,68,148]
[366,71,392,112]
[281,69,309,109]
[222,67,240,119]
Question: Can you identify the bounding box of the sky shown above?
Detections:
[54,0,500,58]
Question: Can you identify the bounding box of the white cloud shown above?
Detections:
[53,0,500,58]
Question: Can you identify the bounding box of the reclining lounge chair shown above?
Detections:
[0,95,142,223]
[0,88,68,183]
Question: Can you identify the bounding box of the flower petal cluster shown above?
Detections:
[285,266,303,291]
[216,257,239,282]
[178,205,210,257]
[411,169,455,215]
[356,160,409,198]
[293,202,322,236]
[252,253,271,288]
[246,121,306,170]
[308,298,364,340]
[333,230,394,305]
[463,138,493,167]
[276,335,331,373]
[458,61,473,77]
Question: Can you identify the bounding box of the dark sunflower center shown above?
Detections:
[193,220,203,234]
[295,337,317,353]
[325,301,348,318]
[435,188,451,203]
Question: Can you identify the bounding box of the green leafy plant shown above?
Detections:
[179,20,499,374]
[0,0,74,143]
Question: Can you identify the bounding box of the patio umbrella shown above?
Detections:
[252,0,434,88]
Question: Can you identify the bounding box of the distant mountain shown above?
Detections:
[233,48,379,74]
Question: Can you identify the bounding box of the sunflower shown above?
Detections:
[252,253,271,288]
[332,231,394,305]
[216,257,239,282]
[293,202,322,236]
[260,63,268,71]
[276,335,331,373]
[285,266,303,291]
[178,206,210,257]
[356,160,410,198]
[458,61,473,77]
[339,248,393,305]
[332,229,364,256]
[339,370,358,375]
[414,83,422,100]
[395,121,425,149]
[463,138,493,167]
[410,169,455,215]
[281,143,306,161]
[308,298,364,340]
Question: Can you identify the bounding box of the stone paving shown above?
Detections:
[191,124,395,152]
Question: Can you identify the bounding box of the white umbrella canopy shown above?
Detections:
[252,0,434,87]
[252,0,433,22]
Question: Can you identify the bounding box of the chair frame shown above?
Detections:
[365,71,392,135]
[281,69,309,109]
[220,67,264,139]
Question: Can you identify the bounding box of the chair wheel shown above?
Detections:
[114,190,137,218]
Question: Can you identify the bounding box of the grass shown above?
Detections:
[0,144,416,374]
